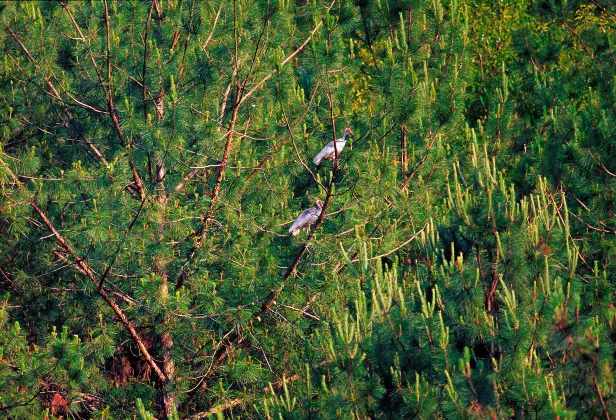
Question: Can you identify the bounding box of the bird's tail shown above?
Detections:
[313,150,326,165]
[289,221,300,235]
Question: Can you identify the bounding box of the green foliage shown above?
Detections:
[0,0,615,418]
[0,305,104,419]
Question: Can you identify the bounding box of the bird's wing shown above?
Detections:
[313,142,335,165]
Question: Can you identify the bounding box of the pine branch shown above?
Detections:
[189,98,341,397]
[561,9,596,62]
[198,3,223,53]
[238,0,337,107]
[154,262,176,420]
[59,2,145,196]
[179,0,337,264]
[218,66,239,123]
[400,132,439,190]
[594,375,611,420]
[350,224,426,262]
[53,249,137,305]
[64,112,109,166]
[569,210,616,235]
[142,0,155,120]
[102,0,146,196]
[173,167,200,193]
[401,125,409,173]
[60,90,111,115]
[334,208,412,274]
[98,196,148,290]
[244,79,320,185]
[191,362,327,419]
[549,191,594,273]
[486,247,500,312]
[282,100,326,191]
[586,147,616,177]
[29,200,167,385]
[0,392,41,412]
[179,4,274,281]
[194,93,242,249]
[6,24,109,166]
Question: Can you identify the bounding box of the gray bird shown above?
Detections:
[288,200,323,236]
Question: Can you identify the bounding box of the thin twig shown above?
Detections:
[238,0,337,107]
[191,362,327,419]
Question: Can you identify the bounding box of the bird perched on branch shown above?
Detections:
[313,127,354,165]
[288,200,323,236]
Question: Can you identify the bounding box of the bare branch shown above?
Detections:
[199,3,223,52]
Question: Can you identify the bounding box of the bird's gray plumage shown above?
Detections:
[288,201,323,235]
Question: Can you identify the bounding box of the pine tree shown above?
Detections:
[1,0,615,418]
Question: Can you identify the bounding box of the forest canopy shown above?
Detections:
[1,0,616,418]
